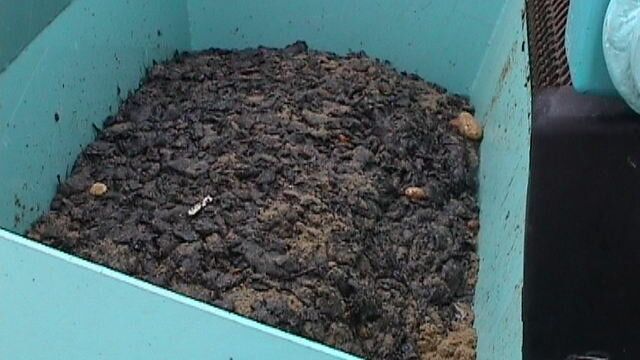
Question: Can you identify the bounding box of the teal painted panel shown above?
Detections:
[0,229,358,360]
[187,0,505,96]
[0,0,72,72]
[470,0,530,358]
[0,0,190,232]
[566,0,617,95]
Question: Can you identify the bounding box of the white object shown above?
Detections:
[187,195,213,216]
[603,0,640,113]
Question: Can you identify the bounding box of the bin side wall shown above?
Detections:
[470,0,530,359]
[0,0,72,72]
[0,229,357,360]
[187,0,505,96]
[0,0,190,232]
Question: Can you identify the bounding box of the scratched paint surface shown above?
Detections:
[470,0,530,358]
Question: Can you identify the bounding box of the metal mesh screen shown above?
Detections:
[526,0,572,90]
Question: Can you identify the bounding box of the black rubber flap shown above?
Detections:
[525,86,640,360]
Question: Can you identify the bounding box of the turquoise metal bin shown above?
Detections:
[0,1,531,359]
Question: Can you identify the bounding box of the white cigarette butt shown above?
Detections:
[188,195,213,216]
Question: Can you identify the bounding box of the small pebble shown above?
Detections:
[450,112,483,141]
[404,187,427,201]
[89,182,108,197]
